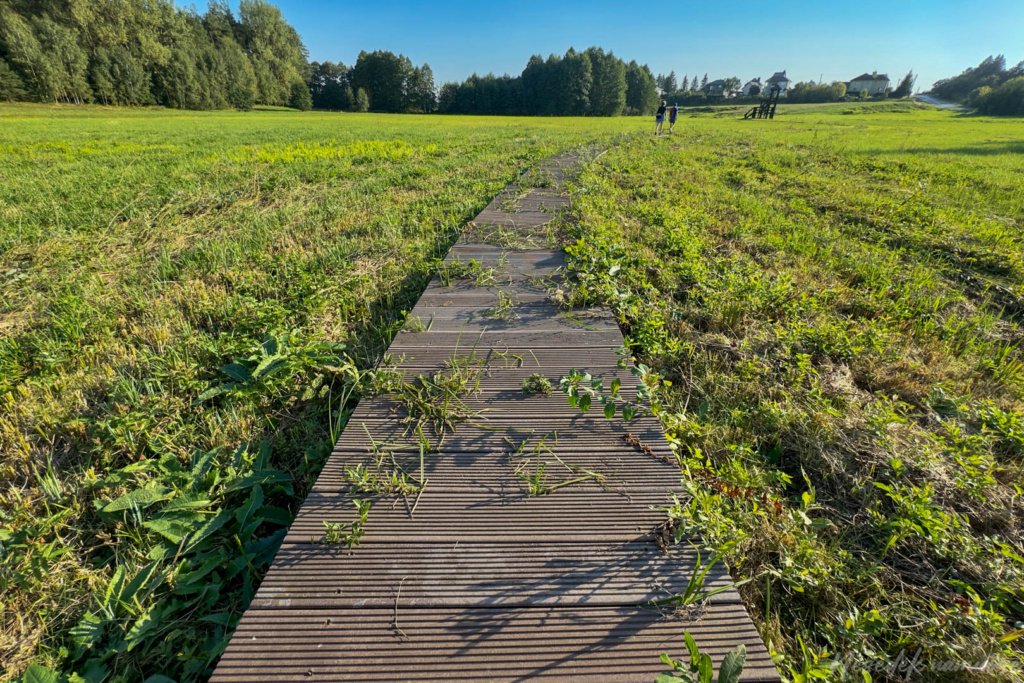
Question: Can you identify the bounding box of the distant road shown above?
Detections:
[916,94,966,111]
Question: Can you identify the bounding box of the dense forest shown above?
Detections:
[436,48,660,116]
[932,55,1024,115]
[308,51,437,113]
[0,1,660,116]
[0,0,310,110]
[311,47,661,116]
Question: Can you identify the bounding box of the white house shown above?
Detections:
[766,71,791,97]
[741,78,762,97]
[847,72,890,96]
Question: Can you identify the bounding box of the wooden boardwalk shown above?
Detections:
[212,153,778,682]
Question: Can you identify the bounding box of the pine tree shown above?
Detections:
[680,75,689,92]
[405,63,436,112]
[309,61,352,110]
[625,60,658,115]
[540,53,562,115]
[350,50,413,112]
[520,54,546,114]
[585,47,626,115]
[662,70,677,94]
[559,48,592,115]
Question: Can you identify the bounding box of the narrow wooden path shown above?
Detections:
[212,153,778,681]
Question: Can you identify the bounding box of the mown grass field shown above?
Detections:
[0,105,632,681]
[1,101,1022,682]
[566,102,1024,681]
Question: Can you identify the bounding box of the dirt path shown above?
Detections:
[916,94,966,111]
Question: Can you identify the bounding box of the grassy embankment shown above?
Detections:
[566,102,1024,681]
[0,105,632,681]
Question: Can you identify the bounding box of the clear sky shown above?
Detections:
[187,1,1024,90]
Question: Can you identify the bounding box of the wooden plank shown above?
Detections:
[211,150,778,682]
[211,606,778,682]
[251,542,734,608]
[283,489,674,545]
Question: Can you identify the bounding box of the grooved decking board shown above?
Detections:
[212,607,778,682]
[211,152,778,682]
[252,542,734,608]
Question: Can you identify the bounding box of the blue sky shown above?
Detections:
[185,1,1024,90]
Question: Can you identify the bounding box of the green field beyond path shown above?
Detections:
[1,102,1023,681]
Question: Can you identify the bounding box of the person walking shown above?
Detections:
[668,103,679,133]
[654,100,667,136]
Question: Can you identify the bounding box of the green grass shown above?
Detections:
[4,101,1024,683]
[0,104,633,681]
[565,104,1024,681]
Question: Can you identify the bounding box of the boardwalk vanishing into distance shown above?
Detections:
[212,151,778,681]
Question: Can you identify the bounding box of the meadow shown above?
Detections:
[1,101,1022,682]
[565,102,1024,681]
[0,105,631,680]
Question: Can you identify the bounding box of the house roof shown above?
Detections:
[705,79,727,87]
[849,73,890,82]
[767,71,789,82]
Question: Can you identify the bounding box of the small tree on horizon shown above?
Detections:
[893,71,916,98]
[660,70,677,94]
[289,79,312,110]
[353,87,369,112]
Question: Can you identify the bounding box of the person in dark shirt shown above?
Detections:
[668,103,679,133]
[654,100,667,136]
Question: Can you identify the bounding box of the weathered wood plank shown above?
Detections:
[211,150,778,682]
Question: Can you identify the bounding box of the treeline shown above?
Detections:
[309,51,436,113]
[932,55,1024,115]
[788,81,848,103]
[0,0,310,109]
[656,71,915,106]
[437,48,660,116]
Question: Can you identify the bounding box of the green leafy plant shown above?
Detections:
[403,313,433,333]
[522,373,553,396]
[320,499,371,548]
[397,364,484,441]
[435,256,497,287]
[485,290,519,321]
[559,366,656,421]
[195,331,346,404]
[657,633,746,683]
[511,432,605,496]
[344,463,420,498]
[648,550,750,609]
